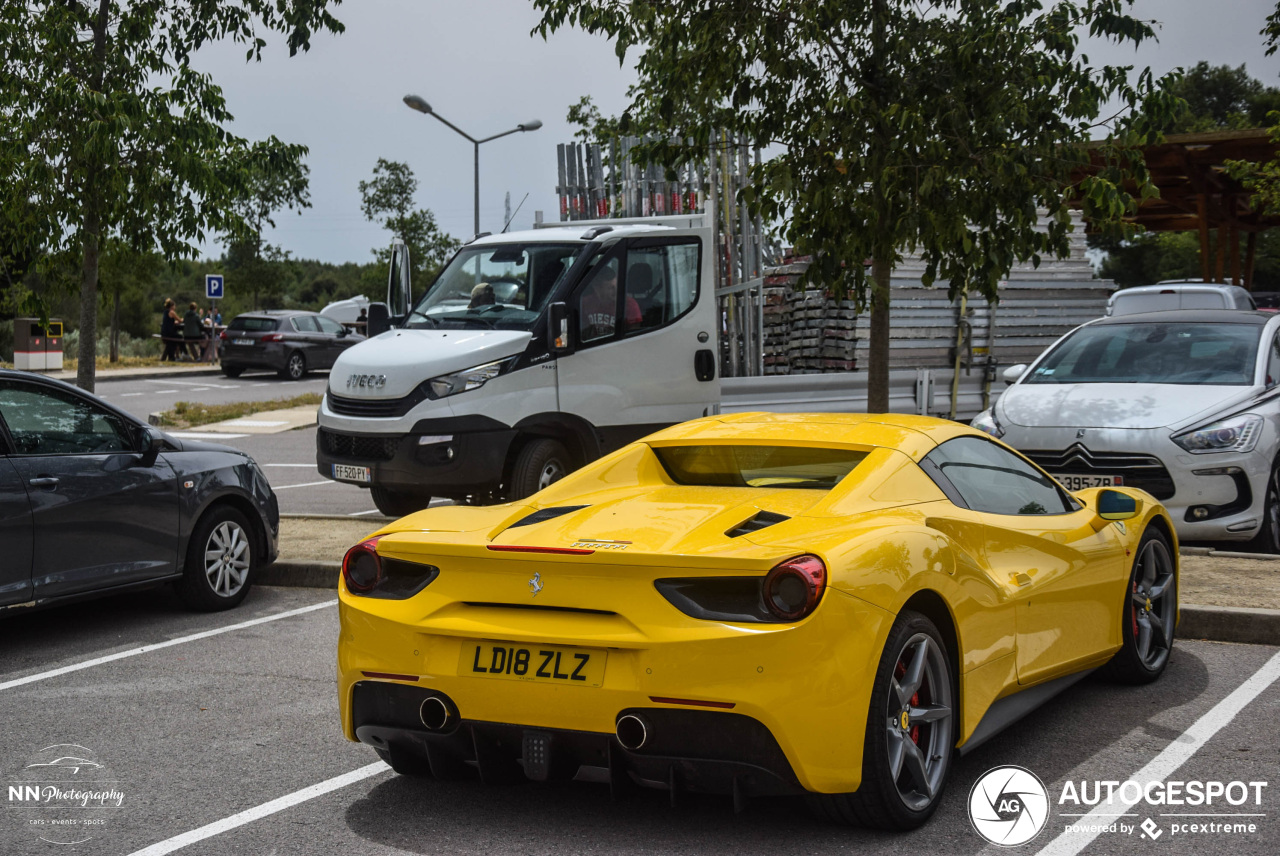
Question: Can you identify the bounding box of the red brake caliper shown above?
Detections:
[896,659,922,745]
[1131,580,1139,636]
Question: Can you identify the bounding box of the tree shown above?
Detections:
[1168,62,1280,133]
[534,0,1178,411]
[359,159,457,291]
[0,1,343,391]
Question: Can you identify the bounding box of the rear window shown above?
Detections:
[228,317,280,332]
[653,445,867,489]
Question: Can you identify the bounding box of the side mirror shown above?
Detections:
[1097,489,1138,521]
[366,302,392,337]
[336,327,349,338]
[1003,364,1028,385]
[547,302,572,354]
[138,425,166,467]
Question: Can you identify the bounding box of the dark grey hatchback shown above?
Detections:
[220,310,364,380]
[0,370,279,614]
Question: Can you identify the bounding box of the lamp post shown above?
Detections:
[403,95,542,235]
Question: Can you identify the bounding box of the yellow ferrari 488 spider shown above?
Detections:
[337,413,1177,829]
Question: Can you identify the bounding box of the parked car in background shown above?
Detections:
[220,310,365,380]
[974,309,1280,549]
[1106,281,1255,316]
[0,370,279,613]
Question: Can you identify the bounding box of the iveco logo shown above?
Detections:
[346,373,387,390]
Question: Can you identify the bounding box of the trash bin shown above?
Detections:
[13,319,64,371]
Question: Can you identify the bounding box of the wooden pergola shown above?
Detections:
[1076,129,1280,289]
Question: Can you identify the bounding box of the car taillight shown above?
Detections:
[342,537,383,593]
[762,554,826,621]
[342,536,440,599]
[262,333,284,342]
[219,330,229,340]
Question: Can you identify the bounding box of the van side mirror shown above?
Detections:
[1097,489,1138,521]
[548,302,572,354]
[367,303,391,337]
[1003,364,1028,384]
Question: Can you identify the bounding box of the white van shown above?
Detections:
[1106,281,1255,316]
[315,221,718,515]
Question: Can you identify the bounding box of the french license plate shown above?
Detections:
[331,464,371,483]
[1052,474,1123,491]
[461,640,606,687]
[233,338,253,346]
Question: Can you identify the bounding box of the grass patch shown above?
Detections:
[154,393,323,428]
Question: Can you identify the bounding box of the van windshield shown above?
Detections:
[404,242,584,330]
[1026,322,1261,385]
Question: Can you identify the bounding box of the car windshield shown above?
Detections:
[653,445,868,489]
[1027,322,1261,386]
[404,242,584,330]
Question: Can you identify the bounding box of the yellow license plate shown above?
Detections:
[460,640,606,688]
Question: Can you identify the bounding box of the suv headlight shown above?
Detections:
[971,408,1004,438]
[1172,413,1264,454]
[426,357,517,399]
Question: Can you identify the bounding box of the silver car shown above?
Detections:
[972,309,1280,549]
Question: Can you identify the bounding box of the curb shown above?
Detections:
[1180,546,1280,560]
[1180,605,1280,646]
[257,561,1280,647]
[281,513,395,522]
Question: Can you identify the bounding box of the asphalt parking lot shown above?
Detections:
[1,585,1277,856]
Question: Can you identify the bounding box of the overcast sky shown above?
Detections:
[190,0,1280,270]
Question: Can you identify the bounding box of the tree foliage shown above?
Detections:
[1167,62,1280,133]
[533,0,1179,409]
[358,158,457,291]
[0,0,343,390]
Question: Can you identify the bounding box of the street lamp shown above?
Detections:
[403,95,543,235]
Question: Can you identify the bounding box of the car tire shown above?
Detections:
[371,486,430,518]
[509,438,571,500]
[374,746,432,777]
[176,505,257,611]
[808,610,955,830]
[222,366,243,378]
[1246,459,1280,554]
[280,351,306,380]
[1100,525,1176,684]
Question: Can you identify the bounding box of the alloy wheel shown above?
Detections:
[287,353,305,380]
[204,520,250,598]
[1130,538,1176,670]
[885,633,953,811]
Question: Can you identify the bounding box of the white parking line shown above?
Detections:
[271,480,335,490]
[145,379,222,388]
[0,601,335,692]
[166,432,249,440]
[263,463,314,467]
[126,761,389,856]
[120,392,144,397]
[348,509,382,516]
[152,389,178,394]
[1034,648,1280,856]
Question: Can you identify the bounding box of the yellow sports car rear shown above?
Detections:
[337,413,1178,829]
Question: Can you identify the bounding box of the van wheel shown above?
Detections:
[371,486,430,518]
[509,438,571,500]
[176,506,257,611]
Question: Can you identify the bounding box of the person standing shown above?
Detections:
[160,298,180,361]
[183,301,203,360]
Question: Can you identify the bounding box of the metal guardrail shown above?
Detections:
[721,367,993,421]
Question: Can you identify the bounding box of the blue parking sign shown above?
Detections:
[205,274,224,299]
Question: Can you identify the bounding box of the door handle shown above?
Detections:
[29,477,59,488]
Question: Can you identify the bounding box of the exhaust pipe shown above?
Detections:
[615,714,649,750]
[419,696,453,731]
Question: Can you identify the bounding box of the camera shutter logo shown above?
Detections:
[969,765,1050,846]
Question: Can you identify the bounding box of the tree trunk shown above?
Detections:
[867,256,892,413]
[77,210,101,392]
